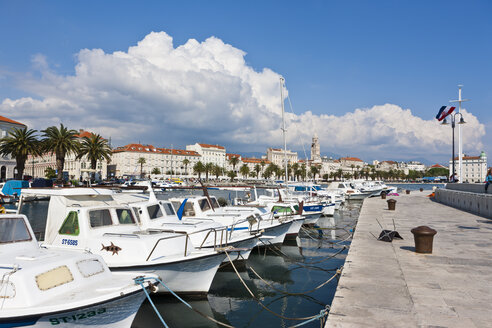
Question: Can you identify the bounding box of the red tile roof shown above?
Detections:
[430,164,446,168]
[226,153,241,159]
[381,160,397,165]
[242,157,270,164]
[341,157,363,162]
[0,115,26,126]
[113,143,199,156]
[198,143,225,150]
[452,156,480,160]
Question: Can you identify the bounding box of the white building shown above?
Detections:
[406,161,426,172]
[267,148,298,167]
[449,151,488,183]
[112,143,201,177]
[28,130,109,181]
[0,116,27,180]
[186,143,226,167]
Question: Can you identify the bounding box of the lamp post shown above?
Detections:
[441,112,466,182]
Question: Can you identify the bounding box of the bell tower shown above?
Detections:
[311,133,321,162]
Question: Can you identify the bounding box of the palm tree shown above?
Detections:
[229,156,239,173]
[182,158,190,175]
[227,170,237,182]
[193,161,205,179]
[204,162,214,182]
[254,164,261,179]
[239,164,250,179]
[0,127,40,180]
[291,163,300,181]
[137,157,146,178]
[212,164,222,179]
[310,165,320,182]
[151,167,161,175]
[336,168,343,181]
[76,134,111,182]
[260,160,266,177]
[41,124,80,183]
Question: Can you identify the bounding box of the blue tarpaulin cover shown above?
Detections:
[2,180,30,196]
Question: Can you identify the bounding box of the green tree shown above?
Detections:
[260,160,266,177]
[291,163,300,181]
[182,158,190,175]
[76,134,111,181]
[240,164,250,179]
[137,157,146,178]
[193,161,205,179]
[254,164,261,179]
[212,164,222,179]
[41,124,80,182]
[310,165,320,182]
[44,167,56,179]
[151,167,161,175]
[336,169,343,181]
[227,170,237,182]
[204,162,214,181]
[0,127,40,180]
[229,156,239,172]
[425,167,449,177]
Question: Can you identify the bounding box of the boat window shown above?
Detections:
[116,209,136,224]
[199,198,212,212]
[163,202,176,216]
[89,209,113,228]
[77,259,105,278]
[210,197,220,209]
[338,184,345,188]
[183,202,195,217]
[132,207,141,223]
[36,265,74,291]
[0,217,32,244]
[293,205,299,213]
[171,201,181,211]
[147,204,163,220]
[272,206,292,214]
[58,211,80,236]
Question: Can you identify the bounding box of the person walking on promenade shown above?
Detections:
[485,168,492,192]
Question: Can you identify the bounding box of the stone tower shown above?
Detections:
[311,133,321,162]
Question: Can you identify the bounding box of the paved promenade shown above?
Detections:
[326,192,492,328]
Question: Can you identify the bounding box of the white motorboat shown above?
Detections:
[326,181,372,200]
[112,191,260,262]
[0,214,155,328]
[19,188,227,295]
[169,195,294,245]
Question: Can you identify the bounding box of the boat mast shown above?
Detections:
[279,77,288,183]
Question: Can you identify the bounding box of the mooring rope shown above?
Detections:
[224,250,330,325]
[247,264,343,295]
[134,277,234,328]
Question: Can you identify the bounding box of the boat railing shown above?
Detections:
[103,232,140,238]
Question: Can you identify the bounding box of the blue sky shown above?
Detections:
[0,0,490,165]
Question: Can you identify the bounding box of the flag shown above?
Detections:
[435,106,456,121]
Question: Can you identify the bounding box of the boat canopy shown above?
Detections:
[2,180,29,196]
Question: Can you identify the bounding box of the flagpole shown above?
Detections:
[449,85,469,183]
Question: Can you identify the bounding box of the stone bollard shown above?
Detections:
[387,199,396,210]
[411,226,437,253]
[381,191,387,199]
[406,190,410,195]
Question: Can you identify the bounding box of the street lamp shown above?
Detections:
[441,112,466,182]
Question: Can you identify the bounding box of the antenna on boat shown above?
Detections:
[279,77,288,185]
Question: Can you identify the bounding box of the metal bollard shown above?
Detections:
[406,190,410,195]
[411,226,437,253]
[420,188,423,192]
[387,199,396,210]
[381,191,387,199]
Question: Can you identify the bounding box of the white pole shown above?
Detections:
[280,77,288,184]
[458,86,463,183]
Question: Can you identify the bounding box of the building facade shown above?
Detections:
[311,134,321,162]
[449,151,488,183]
[112,143,201,177]
[0,116,27,180]
[186,143,226,168]
[267,148,298,167]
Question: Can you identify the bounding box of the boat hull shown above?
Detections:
[0,289,145,328]
[111,252,226,295]
[256,220,293,245]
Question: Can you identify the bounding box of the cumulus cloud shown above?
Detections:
[0,31,486,162]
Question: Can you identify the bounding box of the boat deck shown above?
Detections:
[326,192,492,327]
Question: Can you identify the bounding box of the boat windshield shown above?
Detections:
[0,217,32,244]
[162,202,176,216]
[116,209,136,224]
[147,204,163,220]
